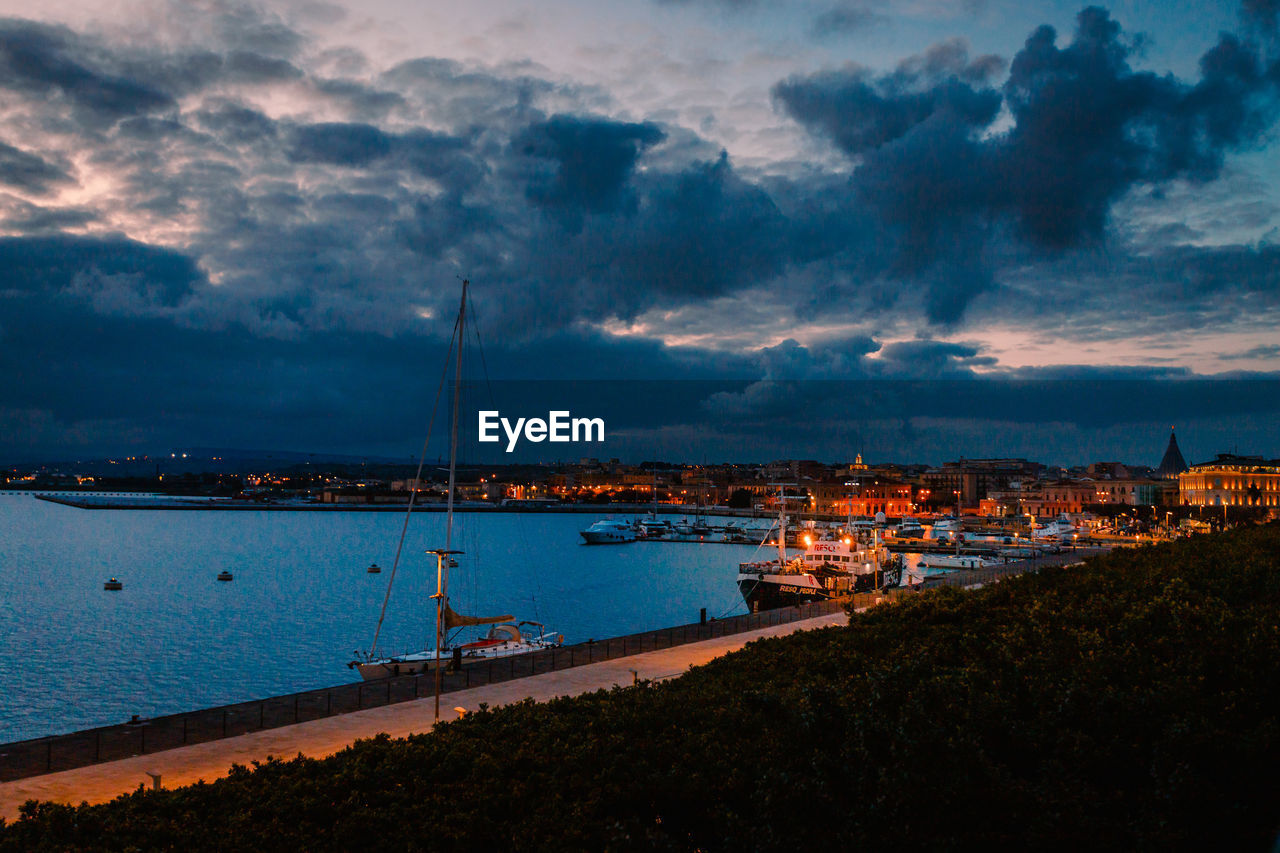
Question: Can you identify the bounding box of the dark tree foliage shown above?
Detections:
[4,524,1279,851]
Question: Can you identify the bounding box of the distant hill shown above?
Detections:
[3,448,417,477]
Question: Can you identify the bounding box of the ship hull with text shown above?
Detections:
[737,535,900,612]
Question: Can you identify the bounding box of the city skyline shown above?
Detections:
[2,0,1279,461]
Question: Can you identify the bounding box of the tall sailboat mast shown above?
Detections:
[434,278,468,719]
[777,485,789,565]
[350,277,555,684]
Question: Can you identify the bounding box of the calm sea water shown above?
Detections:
[0,494,769,743]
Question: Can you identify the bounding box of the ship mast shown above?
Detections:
[433,278,468,719]
[773,483,793,565]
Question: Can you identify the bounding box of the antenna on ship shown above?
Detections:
[769,482,797,565]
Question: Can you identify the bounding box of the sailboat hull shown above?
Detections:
[352,632,564,681]
[353,653,447,680]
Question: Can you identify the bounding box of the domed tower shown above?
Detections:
[1156,427,1188,479]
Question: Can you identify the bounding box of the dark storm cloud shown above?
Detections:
[653,0,758,8]
[1241,0,1280,34]
[0,198,96,232]
[0,18,175,123]
[774,7,1280,323]
[191,100,279,143]
[289,122,394,166]
[311,77,405,118]
[754,336,881,377]
[682,334,1280,464]
[221,50,304,83]
[0,140,73,193]
[397,130,482,188]
[966,240,1280,348]
[516,115,665,215]
[0,13,781,340]
[773,64,1000,156]
[380,57,559,129]
[874,339,997,374]
[212,5,305,57]
[810,7,884,38]
[512,152,787,328]
[1221,343,1280,360]
[0,235,203,305]
[0,233,760,461]
[0,233,449,456]
[653,0,896,37]
[1,4,1278,463]
[997,10,1279,248]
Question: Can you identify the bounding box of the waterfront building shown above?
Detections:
[922,458,1043,508]
[807,479,914,517]
[1179,454,1280,508]
[1089,478,1179,507]
[1017,481,1099,516]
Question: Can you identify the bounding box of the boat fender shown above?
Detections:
[557,634,565,645]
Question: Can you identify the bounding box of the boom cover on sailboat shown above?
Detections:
[443,603,513,629]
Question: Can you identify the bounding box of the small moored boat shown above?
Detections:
[217,570,234,581]
[103,577,123,591]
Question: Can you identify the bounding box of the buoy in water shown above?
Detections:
[217,570,233,582]
[104,577,122,590]
[367,562,381,574]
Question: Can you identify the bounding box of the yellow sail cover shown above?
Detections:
[443,603,513,629]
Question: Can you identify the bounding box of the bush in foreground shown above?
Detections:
[3,525,1279,851]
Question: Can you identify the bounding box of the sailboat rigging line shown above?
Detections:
[367,306,462,658]
[465,296,498,411]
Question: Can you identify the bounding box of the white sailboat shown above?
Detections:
[349,280,561,692]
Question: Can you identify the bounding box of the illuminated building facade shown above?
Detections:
[1179,455,1280,508]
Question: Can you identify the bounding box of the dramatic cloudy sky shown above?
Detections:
[2,0,1279,465]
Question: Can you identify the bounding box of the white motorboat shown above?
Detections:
[917,553,999,570]
[930,516,962,537]
[895,517,925,537]
[580,518,637,544]
[637,515,669,538]
[1032,514,1077,541]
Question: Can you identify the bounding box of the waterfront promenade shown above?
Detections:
[0,609,847,820]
